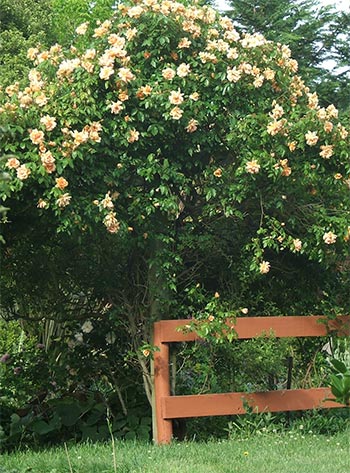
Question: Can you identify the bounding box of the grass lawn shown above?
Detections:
[1,430,349,473]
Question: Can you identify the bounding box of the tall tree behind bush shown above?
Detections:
[226,0,350,110]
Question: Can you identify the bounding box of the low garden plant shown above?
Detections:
[327,338,350,406]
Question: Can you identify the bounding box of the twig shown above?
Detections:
[64,442,74,473]
[259,192,265,227]
[107,408,118,473]
[109,374,128,417]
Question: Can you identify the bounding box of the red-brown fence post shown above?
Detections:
[152,315,349,445]
[153,321,173,444]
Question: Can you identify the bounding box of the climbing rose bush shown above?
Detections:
[1,0,349,273]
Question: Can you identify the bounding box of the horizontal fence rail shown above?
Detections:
[162,388,341,419]
[153,315,349,444]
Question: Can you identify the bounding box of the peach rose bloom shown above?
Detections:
[178,38,191,48]
[186,119,198,133]
[118,91,129,101]
[103,211,120,233]
[169,90,184,105]
[110,101,123,114]
[227,67,241,83]
[293,239,302,252]
[99,66,114,80]
[71,130,89,145]
[16,164,31,180]
[6,157,20,169]
[323,231,337,245]
[169,107,183,120]
[305,131,318,146]
[40,115,57,131]
[319,145,333,159]
[259,261,270,274]
[76,22,89,35]
[29,129,44,144]
[108,34,125,47]
[56,193,71,207]
[128,129,140,143]
[162,68,176,80]
[189,92,199,101]
[118,67,135,82]
[267,120,285,136]
[177,63,191,77]
[37,199,48,208]
[324,121,333,133]
[55,177,68,190]
[245,160,260,174]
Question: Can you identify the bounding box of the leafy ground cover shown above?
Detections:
[1,429,349,473]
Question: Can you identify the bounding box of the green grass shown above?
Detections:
[1,430,349,473]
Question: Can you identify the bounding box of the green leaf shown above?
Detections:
[329,358,348,374]
[80,424,99,441]
[53,400,83,426]
[85,409,104,426]
[330,374,344,397]
[31,420,55,435]
[343,374,350,391]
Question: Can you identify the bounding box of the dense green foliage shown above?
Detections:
[0,0,53,86]
[0,0,117,86]
[0,0,349,448]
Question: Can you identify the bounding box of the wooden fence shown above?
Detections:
[153,315,349,444]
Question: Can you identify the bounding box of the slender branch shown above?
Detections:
[259,192,265,227]
[109,373,128,417]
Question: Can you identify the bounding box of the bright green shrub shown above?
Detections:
[0,320,50,408]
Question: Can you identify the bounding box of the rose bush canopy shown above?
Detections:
[1,0,349,276]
